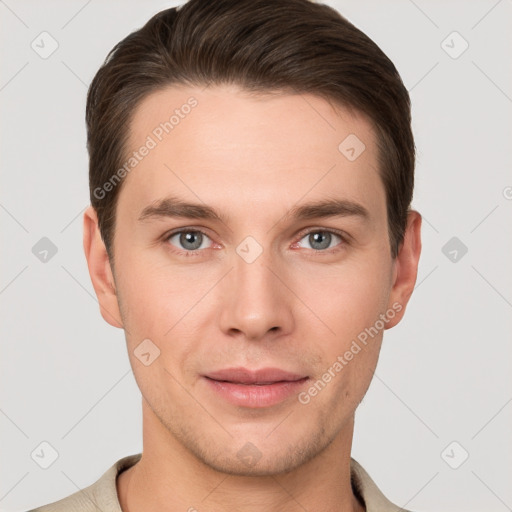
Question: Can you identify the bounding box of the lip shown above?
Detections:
[202,367,309,408]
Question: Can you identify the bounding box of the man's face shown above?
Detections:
[97,84,407,475]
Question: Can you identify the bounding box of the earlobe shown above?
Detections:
[83,206,124,329]
[385,210,422,329]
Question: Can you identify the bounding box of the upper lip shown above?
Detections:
[204,367,307,385]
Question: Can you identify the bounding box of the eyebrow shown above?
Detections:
[138,195,370,225]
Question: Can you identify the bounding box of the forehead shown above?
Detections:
[121,84,384,218]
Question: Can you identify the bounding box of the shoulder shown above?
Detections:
[350,458,415,512]
[26,453,142,512]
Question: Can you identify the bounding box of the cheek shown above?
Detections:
[298,255,391,345]
[115,255,192,333]
[115,257,212,374]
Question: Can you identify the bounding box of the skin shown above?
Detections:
[83,84,422,512]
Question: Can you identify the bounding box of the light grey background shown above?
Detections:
[1,1,511,511]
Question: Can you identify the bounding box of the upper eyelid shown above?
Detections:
[296,226,346,239]
[165,227,214,242]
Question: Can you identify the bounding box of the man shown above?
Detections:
[30,0,422,510]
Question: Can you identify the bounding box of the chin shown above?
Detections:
[180,428,331,477]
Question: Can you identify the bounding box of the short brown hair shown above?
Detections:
[86,0,415,263]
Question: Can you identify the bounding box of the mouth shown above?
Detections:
[202,367,309,408]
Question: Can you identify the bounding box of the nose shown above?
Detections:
[218,246,295,342]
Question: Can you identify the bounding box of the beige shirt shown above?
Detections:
[28,453,411,512]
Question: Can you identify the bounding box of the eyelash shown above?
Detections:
[162,227,349,257]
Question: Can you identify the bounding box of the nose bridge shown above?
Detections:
[218,238,293,340]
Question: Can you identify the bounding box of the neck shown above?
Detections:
[117,401,365,512]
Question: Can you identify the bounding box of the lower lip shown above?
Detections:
[203,377,309,408]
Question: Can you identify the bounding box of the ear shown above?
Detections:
[385,210,422,329]
[83,206,123,329]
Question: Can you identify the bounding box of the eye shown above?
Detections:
[295,229,346,252]
[166,229,213,253]
[163,227,347,256]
